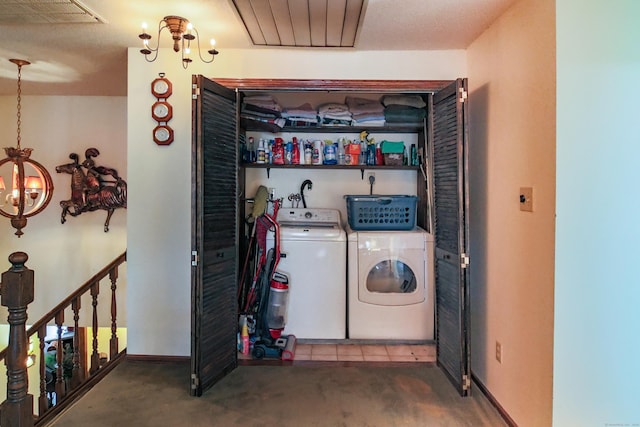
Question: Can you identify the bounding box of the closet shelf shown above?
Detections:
[241,119,424,134]
[242,163,419,179]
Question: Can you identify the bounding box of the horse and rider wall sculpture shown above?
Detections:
[56,148,127,232]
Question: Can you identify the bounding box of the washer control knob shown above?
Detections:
[304,211,313,219]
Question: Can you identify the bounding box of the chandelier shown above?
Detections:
[0,59,54,237]
[139,15,219,69]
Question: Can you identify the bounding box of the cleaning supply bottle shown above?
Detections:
[312,140,323,165]
[367,142,376,165]
[241,322,250,355]
[285,141,293,164]
[375,142,384,165]
[304,141,313,164]
[256,139,266,164]
[247,137,256,163]
[292,137,300,164]
[265,139,272,164]
[272,138,285,165]
[323,139,337,165]
[337,137,346,165]
[298,138,306,164]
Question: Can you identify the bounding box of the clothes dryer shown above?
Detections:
[347,226,434,340]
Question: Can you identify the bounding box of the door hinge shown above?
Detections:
[459,88,468,103]
[461,253,470,269]
[191,374,199,390]
[462,374,471,391]
[191,250,199,266]
[192,84,200,99]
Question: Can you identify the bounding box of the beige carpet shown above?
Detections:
[49,360,506,426]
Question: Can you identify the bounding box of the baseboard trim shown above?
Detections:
[126,354,190,364]
[471,372,518,427]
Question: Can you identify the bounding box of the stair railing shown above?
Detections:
[0,250,127,425]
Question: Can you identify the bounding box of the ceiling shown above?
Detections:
[0,0,516,96]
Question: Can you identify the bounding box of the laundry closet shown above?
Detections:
[190,77,470,398]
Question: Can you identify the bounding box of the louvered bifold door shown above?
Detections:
[191,75,238,397]
[432,78,471,397]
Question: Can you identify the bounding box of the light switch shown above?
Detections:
[519,187,533,212]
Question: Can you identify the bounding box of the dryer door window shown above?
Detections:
[366,260,417,294]
[357,247,426,306]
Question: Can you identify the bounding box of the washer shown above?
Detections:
[347,226,434,340]
[269,208,346,339]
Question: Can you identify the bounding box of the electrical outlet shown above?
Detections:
[519,187,533,212]
[495,341,502,364]
[367,172,375,185]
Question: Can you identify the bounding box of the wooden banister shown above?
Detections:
[0,250,127,424]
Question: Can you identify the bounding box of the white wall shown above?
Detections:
[0,96,127,326]
[554,1,640,424]
[126,48,466,356]
[467,0,555,425]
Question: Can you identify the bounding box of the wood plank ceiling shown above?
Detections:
[231,0,366,47]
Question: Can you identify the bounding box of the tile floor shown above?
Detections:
[239,341,436,363]
[294,343,436,362]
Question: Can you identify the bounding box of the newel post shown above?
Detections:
[1,252,35,427]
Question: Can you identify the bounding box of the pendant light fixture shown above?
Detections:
[0,59,54,237]
[139,15,219,69]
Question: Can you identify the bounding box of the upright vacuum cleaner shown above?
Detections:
[246,202,297,360]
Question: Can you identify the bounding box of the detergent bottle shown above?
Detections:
[304,141,313,164]
[292,137,300,164]
[323,139,337,165]
[272,138,285,165]
[312,140,323,165]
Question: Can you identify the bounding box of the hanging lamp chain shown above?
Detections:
[15,63,22,150]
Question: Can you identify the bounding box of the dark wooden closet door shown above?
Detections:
[432,78,471,396]
[191,75,238,396]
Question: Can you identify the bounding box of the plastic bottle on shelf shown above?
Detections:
[292,137,300,165]
[375,142,384,165]
[241,322,250,355]
[337,138,346,165]
[265,139,272,164]
[367,143,376,165]
[285,141,293,164]
[256,139,266,164]
[268,139,274,164]
[247,137,256,163]
[323,140,337,165]
[359,140,367,165]
[312,140,323,165]
[298,138,306,164]
[272,138,285,165]
[304,141,313,164]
